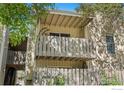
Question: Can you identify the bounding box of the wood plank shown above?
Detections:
[69,69,72,85]
[35,39,39,56]
[76,68,79,85]
[61,37,65,57]
[50,36,55,57]
[121,69,124,85]
[64,37,67,57]
[78,38,81,58]
[67,69,70,85]
[68,37,72,57]
[122,70,124,85]
[58,37,62,57]
[65,37,69,57]
[48,36,52,57]
[46,36,50,56]
[64,69,68,85]
[92,40,95,57]
[73,69,76,85]
[81,39,85,58]
[88,39,91,57]
[84,39,87,58]
[61,16,70,26]
[83,69,88,85]
[39,35,43,56]
[86,40,89,58]
[43,35,47,56]
[53,36,57,57]
[56,36,61,57]
[91,40,94,56]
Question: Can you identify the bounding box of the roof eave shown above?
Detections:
[49,10,81,17]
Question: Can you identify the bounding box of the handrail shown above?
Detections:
[7,50,26,65]
[36,35,95,59]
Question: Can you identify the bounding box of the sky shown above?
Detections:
[55,3,79,12]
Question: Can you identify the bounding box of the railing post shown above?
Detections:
[0,25,9,85]
[36,35,95,60]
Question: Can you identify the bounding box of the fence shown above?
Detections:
[33,67,124,85]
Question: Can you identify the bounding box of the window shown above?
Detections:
[50,33,70,37]
[106,35,115,54]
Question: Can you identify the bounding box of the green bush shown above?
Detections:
[100,71,122,85]
[54,75,65,85]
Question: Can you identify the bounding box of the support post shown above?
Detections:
[25,20,40,85]
[0,25,9,85]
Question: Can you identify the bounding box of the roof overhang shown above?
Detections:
[40,10,92,28]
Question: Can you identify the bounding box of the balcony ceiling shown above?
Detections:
[40,10,92,28]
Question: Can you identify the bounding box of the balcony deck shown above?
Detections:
[36,35,96,61]
[6,50,26,70]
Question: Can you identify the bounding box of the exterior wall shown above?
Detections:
[85,14,124,72]
[33,67,97,85]
[36,24,86,68]
[15,70,25,85]
[40,24,84,38]
[33,14,124,85]
[33,24,87,85]
[36,59,87,68]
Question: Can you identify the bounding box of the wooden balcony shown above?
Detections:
[6,50,26,70]
[36,35,96,61]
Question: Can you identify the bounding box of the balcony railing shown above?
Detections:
[36,35,96,60]
[7,50,26,65]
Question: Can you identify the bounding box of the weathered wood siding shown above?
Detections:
[35,24,91,69]
[36,59,87,68]
[7,50,26,65]
[85,13,124,80]
[36,35,95,60]
[40,24,84,38]
[5,50,26,70]
[33,67,124,85]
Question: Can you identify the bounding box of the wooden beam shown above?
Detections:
[59,16,66,26]
[49,14,54,25]
[69,17,77,27]
[55,15,61,26]
[63,16,71,27]
[73,18,81,28]
[44,15,48,25]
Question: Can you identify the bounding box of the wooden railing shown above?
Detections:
[7,50,26,65]
[33,67,124,85]
[36,35,96,60]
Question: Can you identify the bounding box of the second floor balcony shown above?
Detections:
[36,35,96,61]
[6,50,26,70]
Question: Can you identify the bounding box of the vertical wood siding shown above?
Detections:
[33,67,124,85]
[40,24,84,38]
[7,50,26,65]
[36,35,95,59]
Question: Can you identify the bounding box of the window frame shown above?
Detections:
[106,35,115,54]
[50,32,70,37]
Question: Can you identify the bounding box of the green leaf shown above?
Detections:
[0,3,55,46]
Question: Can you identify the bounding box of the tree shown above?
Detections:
[0,3,54,46]
[0,3,54,85]
[76,4,123,17]
[76,4,124,85]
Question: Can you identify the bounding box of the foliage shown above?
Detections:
[76,4,123,18]
[0,3,54,46]
[100,70,121,85]
[54,75,65,85]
